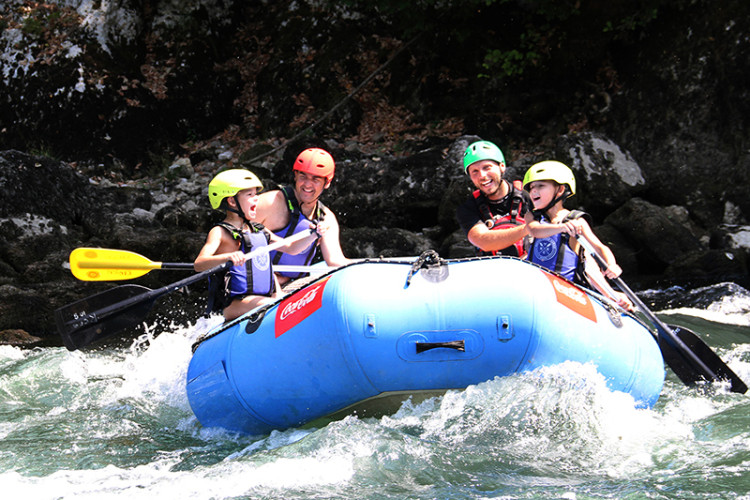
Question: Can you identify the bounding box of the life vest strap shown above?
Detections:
[471,180,527,257]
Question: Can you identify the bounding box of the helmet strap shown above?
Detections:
[226,195,252,228]
[534,185,570,220]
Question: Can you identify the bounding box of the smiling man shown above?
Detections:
[255,147,351,285]
[455,140,532,257]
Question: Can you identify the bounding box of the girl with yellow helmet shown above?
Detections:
[523,161,633,310]
[194,169,321,320]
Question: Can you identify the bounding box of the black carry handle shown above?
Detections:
[416,340,466,354]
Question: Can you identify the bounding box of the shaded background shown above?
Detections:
[1,0,749,340]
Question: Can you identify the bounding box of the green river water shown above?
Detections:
[1,283,749,499]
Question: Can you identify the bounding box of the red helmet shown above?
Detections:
[293,148,335,182]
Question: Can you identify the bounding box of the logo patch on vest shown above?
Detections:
[535,238,557,262]
[543,272,597,323]
[274,277,330,337]
[253,251,270,271]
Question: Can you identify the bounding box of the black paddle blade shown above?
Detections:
[55,285,156,351]
[660,324,748,394]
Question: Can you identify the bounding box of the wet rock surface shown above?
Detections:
[1,1,749,345]
[2,134,749,346]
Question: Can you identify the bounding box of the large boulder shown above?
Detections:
[557,132,648,218]
[605,198,705,273]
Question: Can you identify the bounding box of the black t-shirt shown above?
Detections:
[455,181,532,235]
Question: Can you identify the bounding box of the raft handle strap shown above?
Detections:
[415,340,466,354]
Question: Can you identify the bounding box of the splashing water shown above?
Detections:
[1,286,750,499]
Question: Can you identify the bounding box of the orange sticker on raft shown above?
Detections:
[543,272,597,323]
[274,277,330,337]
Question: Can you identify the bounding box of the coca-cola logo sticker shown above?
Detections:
[274,277,330,337]
[543,272,597,323]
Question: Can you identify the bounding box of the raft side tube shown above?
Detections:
[342,260,539,392]
[187,332,277,435]
[224,274,382,430]
[519,268,664,407]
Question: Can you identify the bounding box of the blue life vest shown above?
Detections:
[528,211,589,284]
[269,185,323,278]
[205,222,274,315]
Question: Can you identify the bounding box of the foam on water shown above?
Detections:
[653,283,750,387]
[656,282,750,327]
[1,291,750,499]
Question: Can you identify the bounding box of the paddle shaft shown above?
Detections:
[71,250,331,278]
[121,262,331,274]
[577,236,719,381]
[58,229,315,346]
[67,263,229,331]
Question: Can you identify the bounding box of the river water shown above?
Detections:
[2,283,750,499]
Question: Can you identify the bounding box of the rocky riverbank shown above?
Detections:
[1,1,750,346]
[2,132,749,346]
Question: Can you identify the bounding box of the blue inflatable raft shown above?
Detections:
[186,255,665,435]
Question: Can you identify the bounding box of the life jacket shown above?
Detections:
[205,222,274,315]
[472,179,527,257]
[269,185,324,278]
[528,210,591,285]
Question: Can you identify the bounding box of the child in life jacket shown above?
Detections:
[522,161,633,310]
[194,169,322,321]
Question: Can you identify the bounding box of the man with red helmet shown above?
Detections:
[255,147,351,285]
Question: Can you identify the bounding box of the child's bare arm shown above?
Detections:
[527,219,578,239]
[194,227,244,271]
[583,257,634,310]
[574,223,622,278]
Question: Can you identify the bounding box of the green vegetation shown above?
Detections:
[328,0,667,81]
[20,4,66,37]
[603,7,660,35]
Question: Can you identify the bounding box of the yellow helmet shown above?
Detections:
[208,169,263,209]
[523,161,576,197]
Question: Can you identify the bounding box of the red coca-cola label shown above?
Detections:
[543,272,597,323]
[274,277,330,337]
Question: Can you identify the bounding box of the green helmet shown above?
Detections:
[522,161,576,197]
[463,140,505,172]
[208,169,263,209]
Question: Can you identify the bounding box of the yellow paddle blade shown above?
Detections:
[69,248,162,281]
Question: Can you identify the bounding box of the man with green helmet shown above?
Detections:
[194,168,321,320]
[455,140,532,257]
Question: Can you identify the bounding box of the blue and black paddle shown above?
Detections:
[578,235,747,393]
